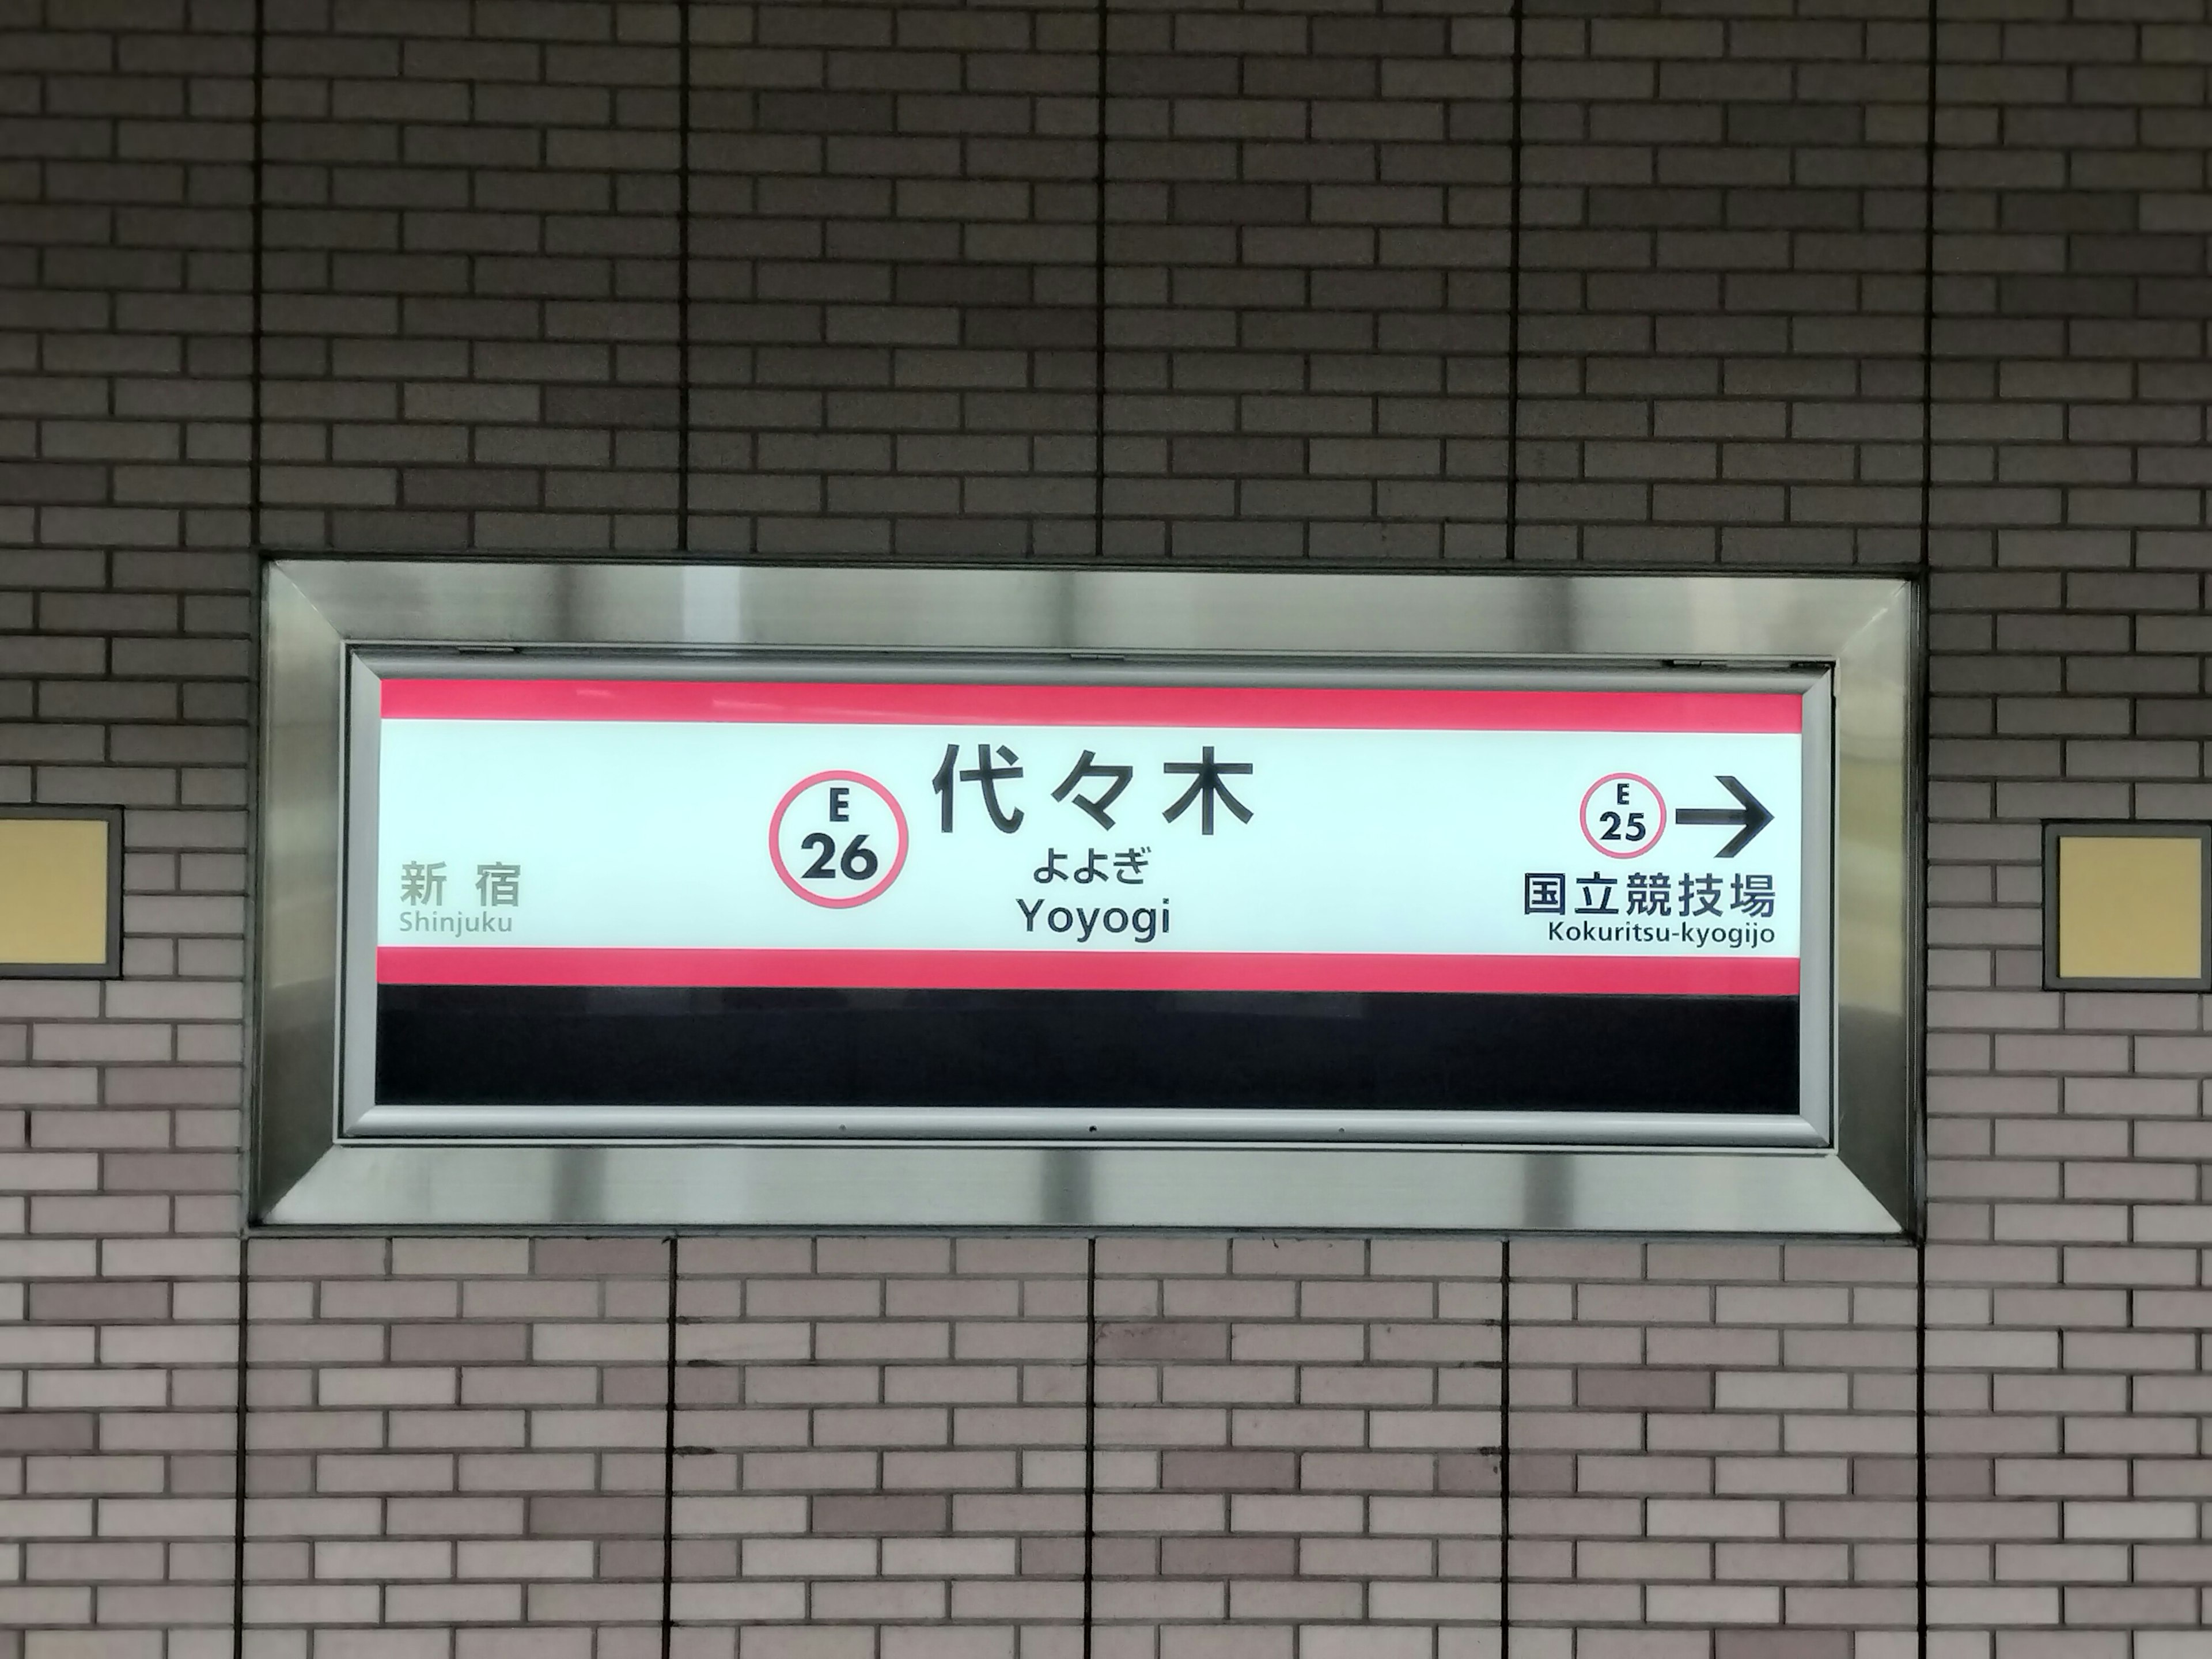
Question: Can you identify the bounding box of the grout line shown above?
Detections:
[1916,1236,1929,1659]
[676,0,690,554]
[1082,1234,1099,1658]
[230,1236,249,1659]
[1503,0,1524,565]
[1916,2,1936,1650]
[1092,0,1107,563]
[1499,1236,1512,1654]
[1918,0,1937,573]
[234,0,264,1643]
[661,1233,679,1659]
[248,0,263,556]
[1915,1,1939,1647]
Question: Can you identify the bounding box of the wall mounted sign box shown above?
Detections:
[258,562,1919,1234]
[2042,822,2212,992]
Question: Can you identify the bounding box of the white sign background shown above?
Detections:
[373,683,1805,994]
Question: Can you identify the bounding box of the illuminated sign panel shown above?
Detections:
[359,675,1822,1129]
[374,679,1802,995]
[257,562,1916,1233]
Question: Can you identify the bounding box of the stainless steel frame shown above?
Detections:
[256,560,1920,1234]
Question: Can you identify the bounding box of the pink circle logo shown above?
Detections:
[768,771,910,908]
[1579,773,1667,859]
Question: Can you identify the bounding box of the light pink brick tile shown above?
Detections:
[672,1235,1086,1657]
[243,1237,669,1654]
[1508,1243,1916,1659]
[1097,1237,1501,1657]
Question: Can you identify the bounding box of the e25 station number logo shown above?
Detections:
[1580,772,1668,858]
[1578,770,1777,862]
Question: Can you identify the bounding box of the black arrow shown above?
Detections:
[1677,775,1772,858]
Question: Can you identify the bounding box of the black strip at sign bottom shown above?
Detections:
[376,986,1799,1116]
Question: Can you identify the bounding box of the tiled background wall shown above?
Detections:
[2,0,2209,1653]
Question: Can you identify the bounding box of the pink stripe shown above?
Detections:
[378,679,1804,734]
[377,945,1800,998]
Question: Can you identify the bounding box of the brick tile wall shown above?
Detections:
[1926,0,2212,1652]
[0,0,254,560]
[260,0,683,553]
[2,2,252,1649]
[1103,0,1512,562]
[1091,1238,1503,1659]
[690,0,1101,558]
[672,1236,1090,1657]
[5,0,2212,1649]
[243,1237,672,1657]
[1517,0,1929,565]
[1508,1243,1919,1659]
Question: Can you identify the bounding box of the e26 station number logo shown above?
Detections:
[768,771,910,907]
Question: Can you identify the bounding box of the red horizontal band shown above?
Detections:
[380,679,1804,734]
[377,945,1799,998]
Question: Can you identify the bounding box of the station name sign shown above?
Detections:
[261,562,1914,1233]
[374,677,1805,1001]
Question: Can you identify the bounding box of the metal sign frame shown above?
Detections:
[256,560,1919,1234]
